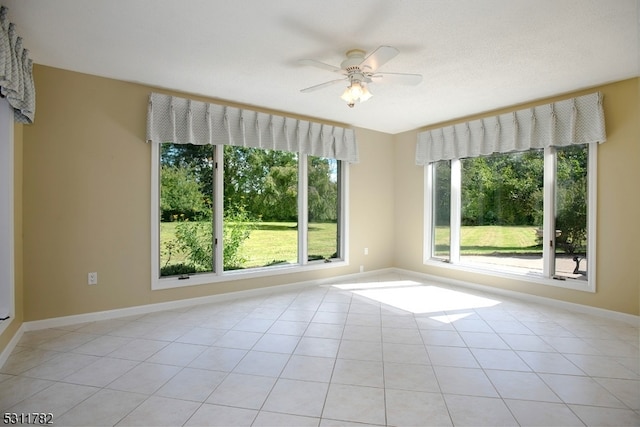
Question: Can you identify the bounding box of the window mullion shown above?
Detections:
[298,154,308,265]
[543,146,556,277]
[586,143,597,290]
[450,159,461,263]
[424,163,434,261]
[214,145,224,275]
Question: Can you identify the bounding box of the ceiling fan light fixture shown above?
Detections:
[360,84,373,102]
[341,81,372,107]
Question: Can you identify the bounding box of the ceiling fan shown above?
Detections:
[299,45,422,108]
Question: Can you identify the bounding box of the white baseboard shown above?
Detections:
[0,322,25,368]
[23,275,345,332]
[12,265,640,337]
[393,268,640,326]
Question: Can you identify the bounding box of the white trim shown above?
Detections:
[393,268,638,326]
[214,145,223,272]
[423,163,433,262]
[543,146,556,276]
[150,139,161,286]
[299,154,308,265]
[22,269,393,333]
[152,258,349,290]
[423,258,593,292]
[339,161,349,263]
[0,322,25,369]
[450,159,461,263]
[586,142,597,291]
[424,144,596,293]
[152,143,350,291]
[11,266,636,342]
[0,99,15,337]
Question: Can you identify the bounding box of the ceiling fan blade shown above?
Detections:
[300,79,346,93]
[298,59,343,73]
[359,46,399,72]
[371,72,423,85]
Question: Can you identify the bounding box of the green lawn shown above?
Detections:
[160,221,337,269]
[161,222,540,270]
[243,222,338,267]
[435,225,541,256]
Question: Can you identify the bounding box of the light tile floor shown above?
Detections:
[1,272,639,426]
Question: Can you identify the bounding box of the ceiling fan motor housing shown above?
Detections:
[341,49,369,83]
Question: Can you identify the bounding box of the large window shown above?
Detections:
[154,142,346,289]
[308,156,341,262]
[425,144,595,291]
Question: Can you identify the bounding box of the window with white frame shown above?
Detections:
[418,93,604,292]
[426,143,595,289]
[156,143,344,279]
[148,93,355,290]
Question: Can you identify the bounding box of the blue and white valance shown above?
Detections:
[147,93,359,163]
[416,92,606,165]
[0,6,35,124]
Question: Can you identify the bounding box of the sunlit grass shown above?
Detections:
[162,222,540,270]
[435,225,542,255]
[160,221,338,269]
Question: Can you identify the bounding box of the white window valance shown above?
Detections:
[0,6,35,124]
[416,92,605,165]
[146,93,359,163]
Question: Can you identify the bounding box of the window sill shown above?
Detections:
[152,259,348,290]
[423,259,595,293]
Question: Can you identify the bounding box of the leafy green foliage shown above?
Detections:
[159,263,197,277]
[160,165,207,221]
[461,151,544,226]
[555,145,588,253]
[223,206,254,269]
[223,146,298,221]
[159,143,339,273]
[174,220,213,272]
[308,156,338,222]
[435,146,588,255]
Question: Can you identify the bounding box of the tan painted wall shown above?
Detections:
[394,78,640,315]
[1,67,637,362]
[0,123,24,351]
[21,65,395,321]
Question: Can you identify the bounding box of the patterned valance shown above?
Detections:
[147,93,359,163]
[0,6,35,124]
[416,92,605,165]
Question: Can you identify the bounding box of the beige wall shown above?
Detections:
[20,65,395,321]
[394,78,640,315]
[1,67,638,360]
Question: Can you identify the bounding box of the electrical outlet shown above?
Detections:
[364,247,369,255]
[88,272,98,285]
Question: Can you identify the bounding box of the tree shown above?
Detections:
[223,146,298,221]
[555,145,588,253]
[160,165,207,221]
[161,143,214,213]
[308,157,338,222]
[461,151,543,226]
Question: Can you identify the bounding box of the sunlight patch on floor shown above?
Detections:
[332,280,501,316]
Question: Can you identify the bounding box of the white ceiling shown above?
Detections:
[4,0,639,134]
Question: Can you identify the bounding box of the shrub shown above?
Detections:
[223,206,255,269]
[167,206,256,273]
[175,220,213,272]
[160,263,197,277]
